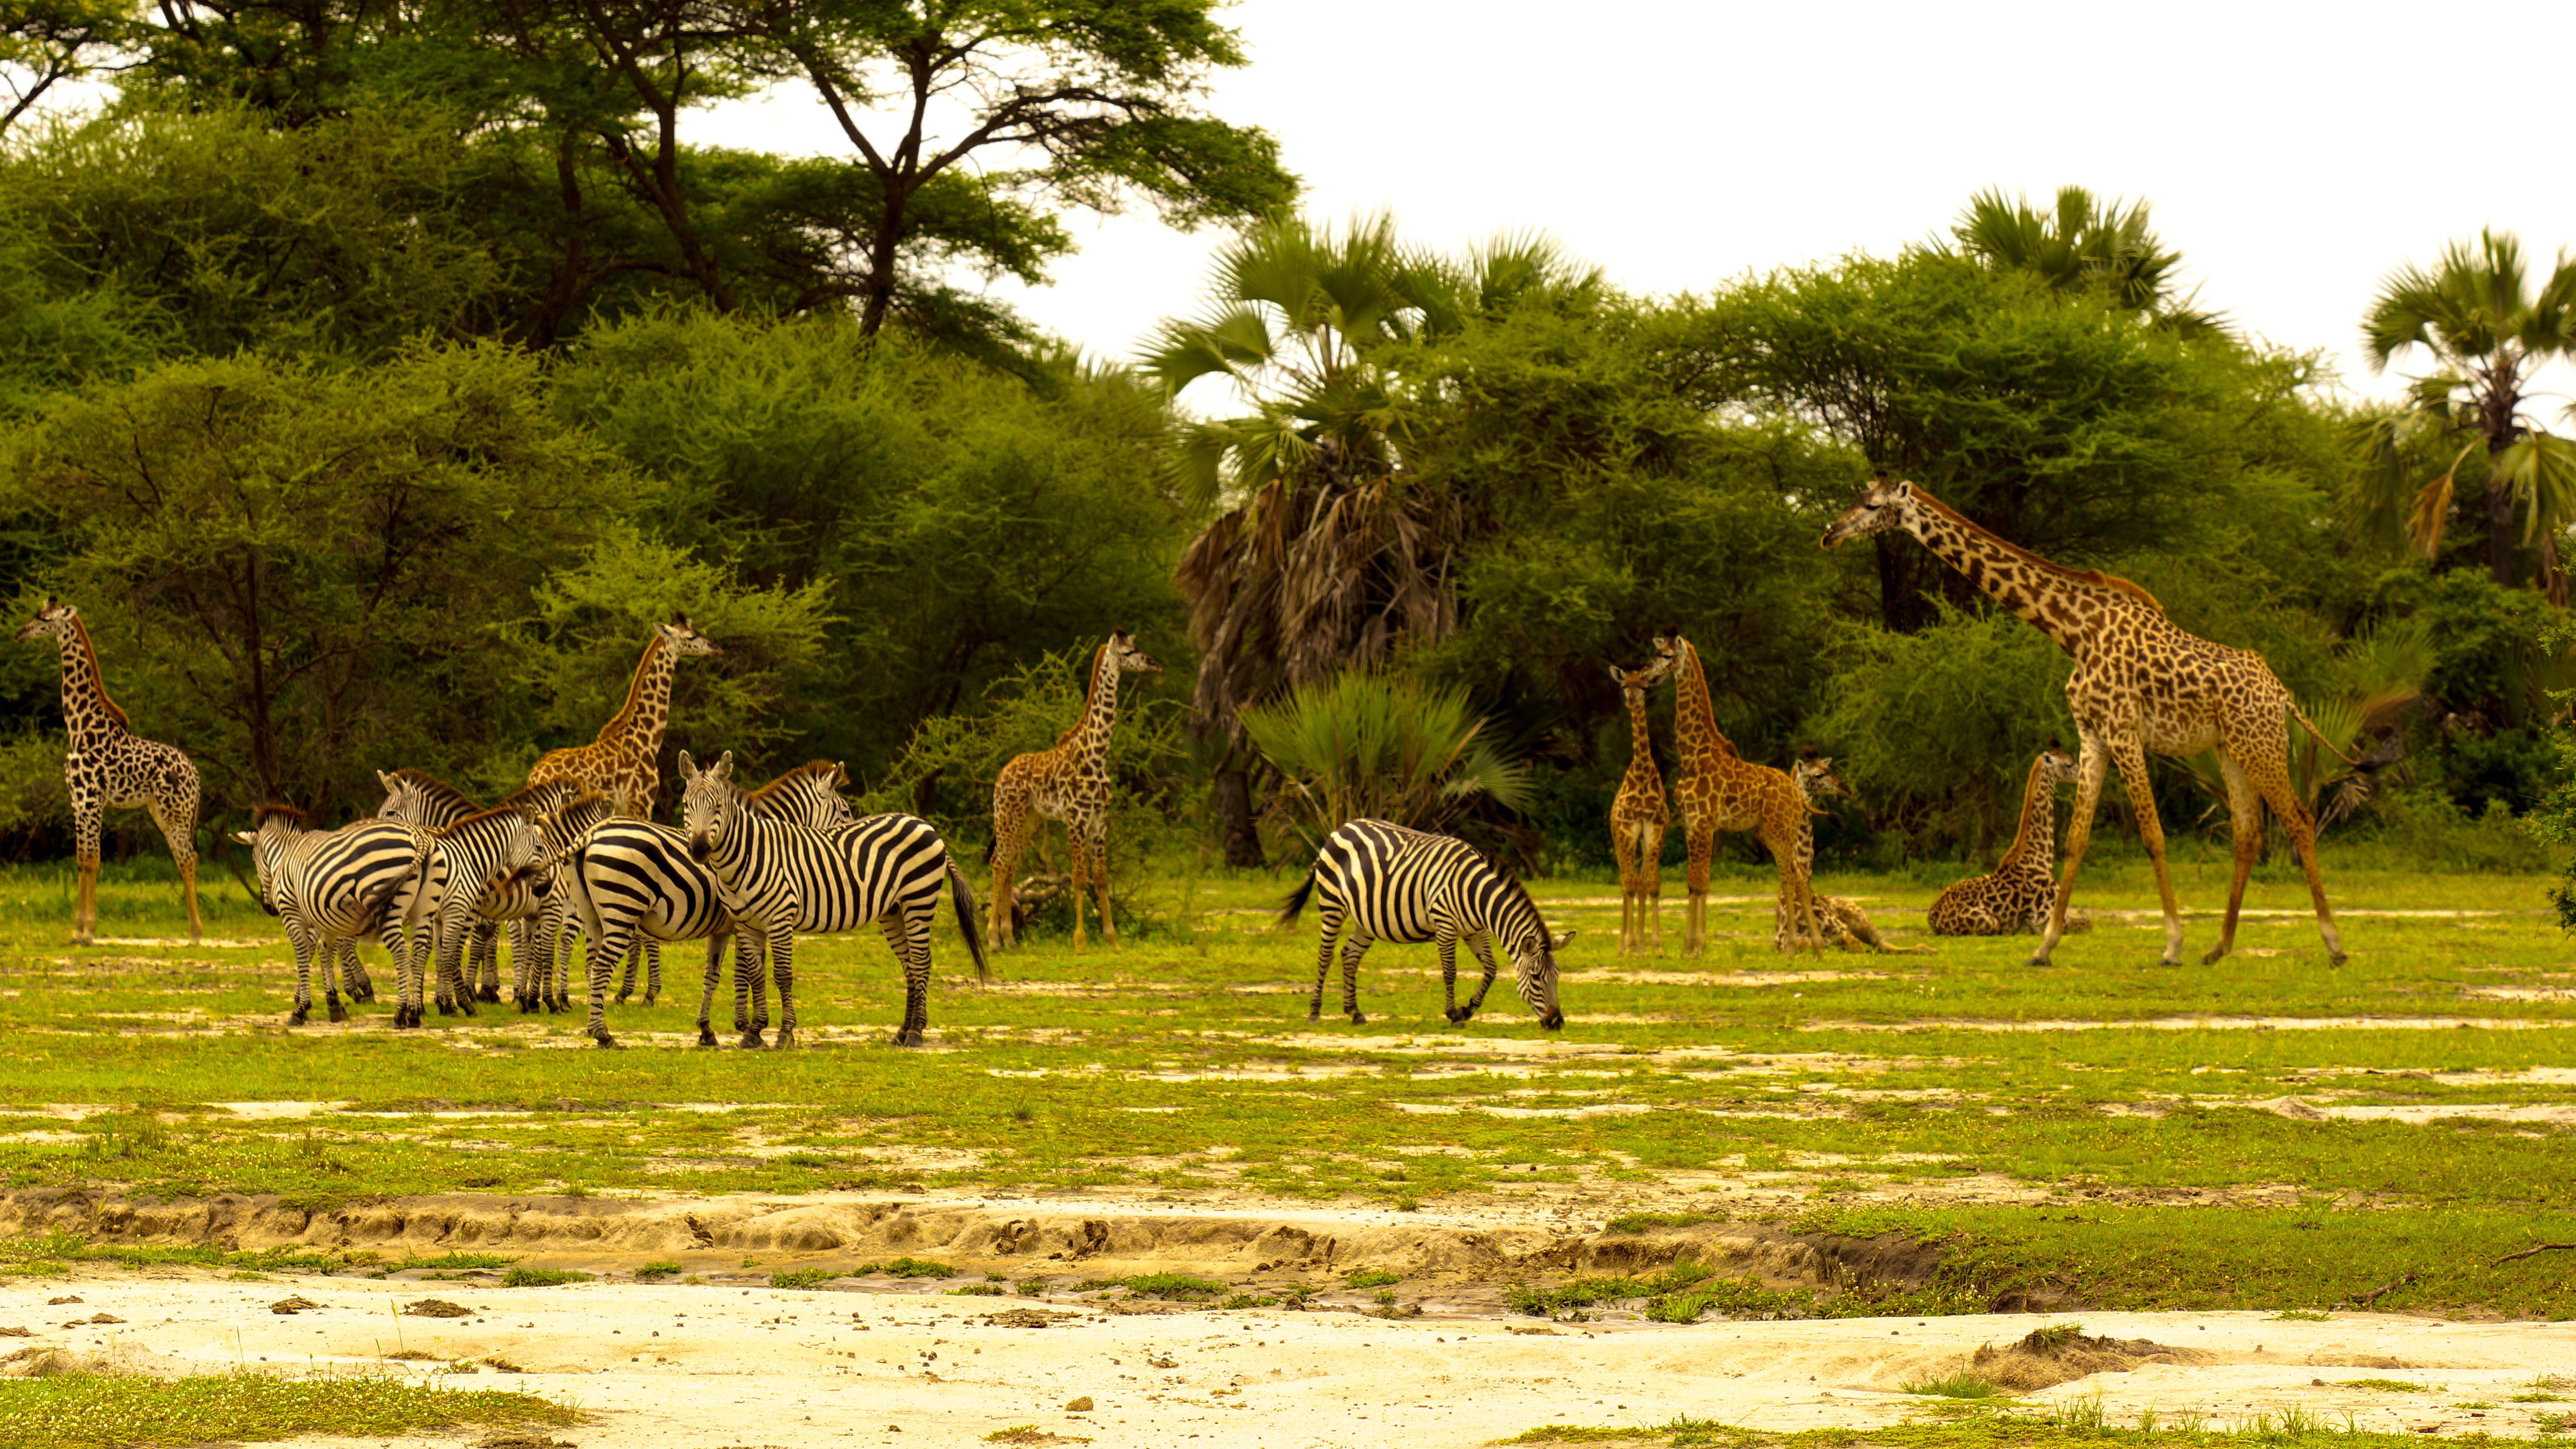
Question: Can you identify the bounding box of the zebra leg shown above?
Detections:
[1339,930,1373,1025]
[1460,934,1503,1021]
[615,939,639,1004]
[735,927,771,1049]
[471,921,501,1003]
[584,920,629,1048]
[643,938,662,1006]
[771,934,799,1049]
[696,929,729,1047]
[883,911,931,1047]
[284,919,317,1026]
[1305,907,1342,1023]
[509,916,535,1012]
[1437,933,1464,1023]
[339,937,376,1004]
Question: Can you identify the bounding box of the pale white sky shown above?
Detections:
[693,0,2576,415]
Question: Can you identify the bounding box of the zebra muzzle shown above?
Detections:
[687,833,711,862]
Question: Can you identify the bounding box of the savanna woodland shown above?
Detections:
[0,6,2572,1446]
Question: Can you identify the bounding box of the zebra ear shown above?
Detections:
[230,830,255,846]
[1549,929,1577,952]
[677,749,697,780]
[714,750,734,780]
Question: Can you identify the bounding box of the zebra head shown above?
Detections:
[238,804,310,916]
[11,597,76,645]
[1513,927,1566,1031]
[677,749,740,862]
[373,769,424,822]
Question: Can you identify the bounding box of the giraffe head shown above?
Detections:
[2038,737,2078,788]
[1609,661,1657,703]
[659,614,721,658]
[1820,475,1920,550]
[12,597,76,645]
[1107,629,1162,676]
[1792,748,1851,807]
[677,749,740,863]
[1638,628,1690,685]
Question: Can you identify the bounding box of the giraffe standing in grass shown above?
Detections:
[1607,662,1670,954]
[13,599,202,945]
[1636,631,1823,956]
[987,630,1160,951]
[1823,477,2350,966]
[524,615,719,819]
[1929,742,2093,937]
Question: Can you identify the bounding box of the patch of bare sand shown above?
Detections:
[3,1272,2564,1448]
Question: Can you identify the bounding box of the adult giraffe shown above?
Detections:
[1821,476,2348,966]
[14,599,202,945]
[987,630,1160,951]
[524,616,719,819]
[1635,631,1824,956]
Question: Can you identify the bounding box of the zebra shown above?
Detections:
[410,801,556,1026]
[234,806,441,1026]
[676,750,987,1049]
[551,760,866,1049]
[375,770,615,1011]
[1278,819,1567,1030]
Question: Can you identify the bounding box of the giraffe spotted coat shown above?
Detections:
[1638,631,1823,956]
[1929,744,2092,937]
[524,616,718,820]
[987,630,1160,951]
[1607,662,1670,955]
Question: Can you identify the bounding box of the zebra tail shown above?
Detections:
[946,858,990,984]
[1277,867,1318,930]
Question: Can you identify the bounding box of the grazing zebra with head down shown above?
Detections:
[234,807,440,1026]
[551,761,867,1048]
[677,751,987,1049]
[1279,819,1566,1030]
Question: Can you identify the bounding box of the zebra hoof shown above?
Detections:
[739,1030,766,1049]
[1347,1012,1367,1025]
[476,986,500,1003]
[547,998,568,1014]
[2329,952,2349,967]
[1443,1006,1473,1025]
[696,1029,718,1048]
[890,1030,924,1047]
[772,1031,797,1050]
[352,988,376,1003]
[1304,1012,1321,1025]
[614,991,632,1006]
[327,1003,348,1024]
[591,1033,620,1050]
[286,1009,309,1027]
[641,994,658,1007]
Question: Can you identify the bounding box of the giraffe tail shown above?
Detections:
[1277,868,1319,930]
[2287,699,2361,770]
[945,857,990,984]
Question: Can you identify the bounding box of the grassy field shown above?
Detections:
[0,846,2568,1322]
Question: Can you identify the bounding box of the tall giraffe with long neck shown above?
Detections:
[13,599,202,945]
[987,630,1161,951]
[1607,662,1669,954]
[1637,631,1823,956]
[524,616,719,819]
[1823,477,2350,966]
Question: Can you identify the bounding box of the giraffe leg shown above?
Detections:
[1611,822,1637,955]
[987,793,1033,950]
[1088,829,1118,950]
[2113,743,2186,966]
[2204,752,2266,966]
[1683,822,1712,957]
[1766,821,1825,957]
[1339,930,1373,1025]
[2032,741,2111,967]
[1066,822,1090,955]
[2235,728,2347,966]
[148,794,203,945]
[1643,821,1666,955]
[68,789,100,946]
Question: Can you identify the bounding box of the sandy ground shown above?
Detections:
[9,1270,2574,1449]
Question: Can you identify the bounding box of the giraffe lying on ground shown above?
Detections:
[1776,751,1927,954]
[1823,477,2350,966]
[1607,662,1670,955]
[1929,743,2093,937]
[14,599,203,945]
[987,630,1160,951]
[1636,632,1823,956]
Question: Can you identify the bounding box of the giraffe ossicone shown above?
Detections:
[1822,476,2348,967]
[14,597,204,946]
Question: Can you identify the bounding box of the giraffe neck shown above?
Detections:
[1670,643,1738,766]
[1620,691,1661,791]
[53,620,130,750]
[1068,640,1122,774]
[601,635,677,755]
[1902,500,2148,659]
[1995,756,2057,874]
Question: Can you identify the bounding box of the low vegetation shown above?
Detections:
[0,1370,576,1449]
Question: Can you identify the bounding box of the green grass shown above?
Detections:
[770,1268,840,1290]
[852,1258,954,1279]
[0,857,2572,1319]
[1902,1372,2005,1398]
[497,1267,590,1287]
[0,1369,576,1449]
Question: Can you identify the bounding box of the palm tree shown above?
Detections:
[2359,230,2576,599]
[1144,211,1594,864]
[1949,185,2225,334]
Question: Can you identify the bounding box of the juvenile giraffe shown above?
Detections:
[1823,477,2350,966]
[523,615,719,820]
[1929,742,2093,937]
[1607,662,1670,955]
[987,630,1161,952]
[1779,751,1883,952]
[1635,631,1823,956]
[13,599,202,945]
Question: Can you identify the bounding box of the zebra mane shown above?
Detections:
[434,801,532,835]
[250,802,309,829]
[383,767,481,811]
[1483,854,1552,952]
[740,760,845,807]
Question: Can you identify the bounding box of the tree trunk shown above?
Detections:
[1213,758,1263,868]
[2488,460,2520,589]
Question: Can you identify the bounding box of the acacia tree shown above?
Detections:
[737,0,1297,337]
[0,0,132,133]
[2359,229,2576,599]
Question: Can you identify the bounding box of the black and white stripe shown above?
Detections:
[677,750,987,1048]
[375,770,581,1008]
[236,806,440,1026]
[1278,819,1565,1029]
[408,803,554,1028]
[552,761,862,1048]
